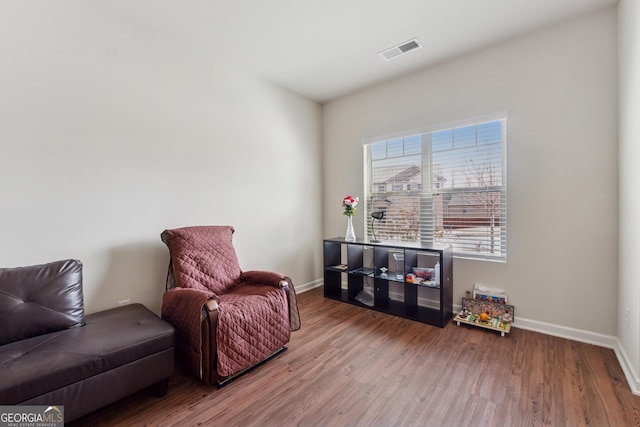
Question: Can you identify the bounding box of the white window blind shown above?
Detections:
[364,116,507,260]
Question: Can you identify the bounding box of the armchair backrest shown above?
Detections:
[161,226,242,294]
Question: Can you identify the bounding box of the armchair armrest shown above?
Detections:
[240,270,300,332]
[240,270,290,289]
[161,287,220,382]
[162,287,219,319]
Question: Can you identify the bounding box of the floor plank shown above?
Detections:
[70,287,640,426]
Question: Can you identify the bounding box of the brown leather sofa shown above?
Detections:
[0,259,175,422]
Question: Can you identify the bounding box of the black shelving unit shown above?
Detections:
[323,238,453,327]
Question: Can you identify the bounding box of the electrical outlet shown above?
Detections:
[625,307,630,329]
[118,299,130,307]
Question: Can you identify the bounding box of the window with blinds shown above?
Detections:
[364,116,507,260]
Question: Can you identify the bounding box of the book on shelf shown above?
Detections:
[330,264,348,271]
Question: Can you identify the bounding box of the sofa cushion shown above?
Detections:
[0,303,175,404]
[0,259,85,345]
[161,226,242,294]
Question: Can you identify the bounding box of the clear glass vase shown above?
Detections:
[345,215,356,242]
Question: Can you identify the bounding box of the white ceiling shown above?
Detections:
[89,0,618,103]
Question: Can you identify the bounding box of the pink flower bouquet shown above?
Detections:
[342,195,358,217]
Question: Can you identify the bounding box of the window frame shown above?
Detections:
[363,112,508,261]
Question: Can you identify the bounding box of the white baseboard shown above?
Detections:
[614,339,640,396]
[295,279,323,294]
[453,302,618,348]
[511,318,618,348]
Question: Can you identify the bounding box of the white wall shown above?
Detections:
[618,0,640,391]
[323,8,618,335]
[0,1,323,315]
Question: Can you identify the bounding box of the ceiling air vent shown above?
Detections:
[379,38,422,61]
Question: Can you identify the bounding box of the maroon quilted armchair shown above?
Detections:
[160,226,300,385]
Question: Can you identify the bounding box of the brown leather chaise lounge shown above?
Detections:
[160,225,301,385]
[0,259,175,422]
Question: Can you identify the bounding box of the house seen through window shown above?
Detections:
[364,116,507,260]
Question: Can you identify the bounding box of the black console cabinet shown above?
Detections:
[323,238,453,327]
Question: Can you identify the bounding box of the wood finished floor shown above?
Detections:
[70,287,640,426]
